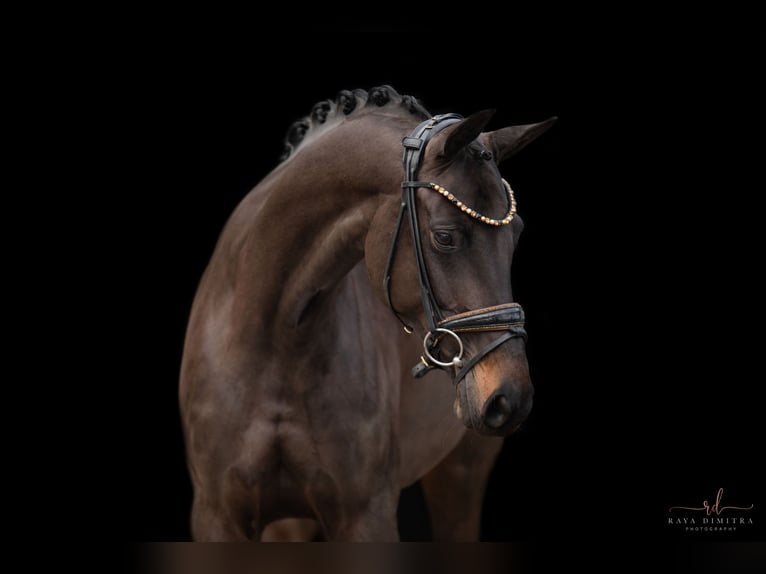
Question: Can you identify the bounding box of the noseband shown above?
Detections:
[383,114,528,383]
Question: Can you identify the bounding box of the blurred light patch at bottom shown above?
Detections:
[142,543,532,574]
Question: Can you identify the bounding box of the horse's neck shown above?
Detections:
[271,180,379,331]
[229,124,402,337]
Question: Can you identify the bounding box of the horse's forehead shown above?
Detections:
[425,157,502,201]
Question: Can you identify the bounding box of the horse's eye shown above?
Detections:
[433,231,454,246]
[431,227,464,251]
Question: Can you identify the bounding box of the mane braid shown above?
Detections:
[278,85,431,162]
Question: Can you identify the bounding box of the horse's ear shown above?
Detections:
[437,109,496,159]
[482,117,557,163]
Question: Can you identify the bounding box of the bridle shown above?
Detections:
[383,114,528,383]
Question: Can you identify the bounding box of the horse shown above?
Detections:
[179,85,555,541]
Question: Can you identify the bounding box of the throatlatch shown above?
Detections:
[382,114,528,384]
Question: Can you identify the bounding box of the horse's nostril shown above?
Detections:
[484,393,511,429]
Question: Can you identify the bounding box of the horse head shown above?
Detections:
[366,110,555,436]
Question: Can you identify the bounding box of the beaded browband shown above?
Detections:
[408,178,517,227]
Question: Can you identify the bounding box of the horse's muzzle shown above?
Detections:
[480,383,533,435]
[454,339,533,437]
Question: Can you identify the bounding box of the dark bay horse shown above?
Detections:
[179,86,555,541]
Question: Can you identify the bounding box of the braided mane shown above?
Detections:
[279,85,431,162]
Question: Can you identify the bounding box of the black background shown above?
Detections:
[57,18,764,548]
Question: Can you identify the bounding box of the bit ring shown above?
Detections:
[423,328,464,368]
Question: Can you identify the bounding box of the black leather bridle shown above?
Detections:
[383,114,528,383]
